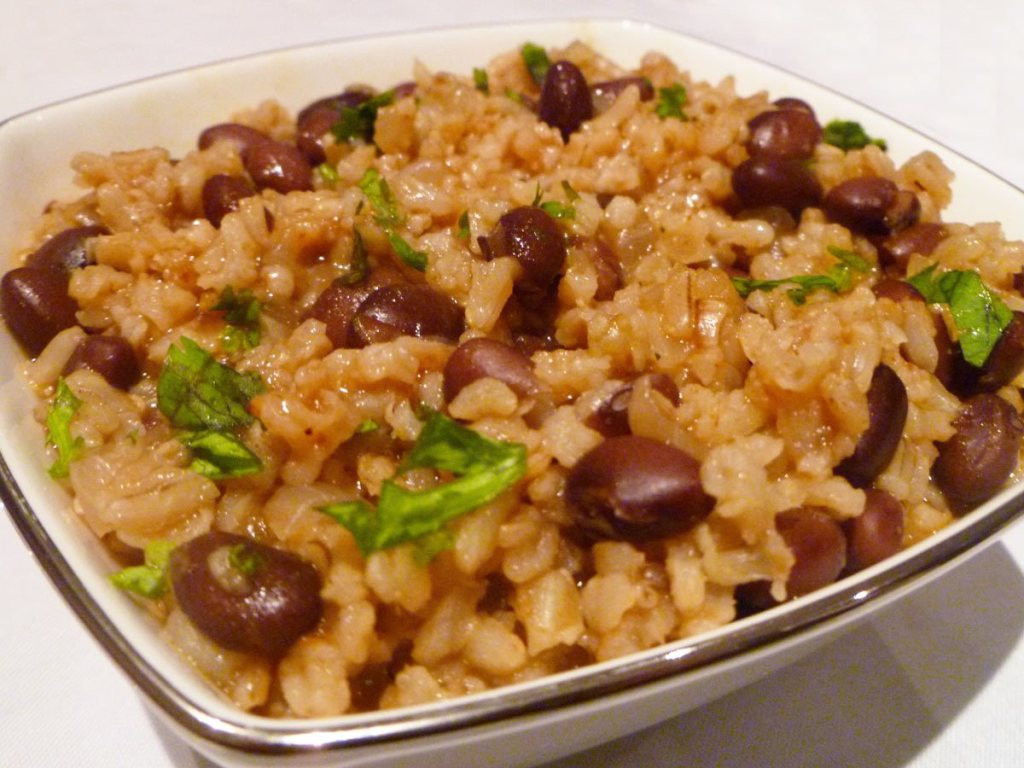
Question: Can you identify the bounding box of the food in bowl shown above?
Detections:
[3,38,1023,719]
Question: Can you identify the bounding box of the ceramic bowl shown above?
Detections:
[2,19,1023,768]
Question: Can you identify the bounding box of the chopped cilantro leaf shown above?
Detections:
[213,287,261,353]
[357,168,428,271]
[157,337,263,432]
[473,67,490,94]
[109,540,175,599]
[505,89,525,104]
[907,265,1012,366]
[316,162,341,184]
[732,245,872,305]
[340,230,369,285]
[46,378,84,479]
[331,90,395,144]
[320,411,526,556]
[227,542,262,575]
[539,200,576,220]
[356,418,380,433]
[521,42,551,86]
[822,120,888,151]
[181,430,263,479]
[655,83,688,120]
[561,180,580,201]
[457,210,471,240]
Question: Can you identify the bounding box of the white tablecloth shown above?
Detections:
[2,2,1024,766]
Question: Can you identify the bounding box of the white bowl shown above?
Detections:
[2,19,1024,768]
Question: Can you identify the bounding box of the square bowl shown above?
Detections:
[2,18,1024,768]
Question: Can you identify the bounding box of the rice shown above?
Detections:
[5,39,1024,717]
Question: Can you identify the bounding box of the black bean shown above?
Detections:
[872,277,924,303]
[538,60,594,141]
[746,108,822,160]
[201,174,256,228]
[243,140,313,194]
[878,222,947,273]
[933,394,1024,514]
[976,311,1024,392]
[822,177,920,236]
[25,225,107,276]
[835,364,908,488]
[586,373,679,438]
[731,157,823,217]
[590,76,654,113]
[735,507,848,611]
[772,97,816,117]
[349,284,464,347]
[484,206,567,298]
[296,88,374,126]
[565,435,713,541]
[443,337,539,403]
[169,531,322,658]
[307,267,404,348]
[295,104,340,164]
[843,488,904,572]
[63,335,140,390]
[0,267,79,355]
[197,123,269,155]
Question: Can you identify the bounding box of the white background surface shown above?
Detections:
[2,1,1024,766]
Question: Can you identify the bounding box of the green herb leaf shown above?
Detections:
[181,429,263,479]
[320,411,527,555]
[357,168,428,271]
[157,337,263,431]
[561,180,580,202]
[539,200,576,220]
[732,245,872,305]
[316,162,341,184]
[213,287,262,353]
[655,83,688,120]
[504,88,525,105]
[907,265,1013,366]
[413,529,454,565]
[339,229,370,285]
[227,542,262,575]
[473,67,490,94]
[521,42,551,86]
[822,119,888,152]
[46,378,85,479]
[331,90,396,144]
[356,418,380,433]
[457,210,471,240]
[109,539,175,599]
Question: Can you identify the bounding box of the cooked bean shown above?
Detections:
[822,177,920,236]
[565,435,713,541]
[844,488,904,572]
[0,267,79,355]
[835,364,908,488]
[296,87,374,125]
[777,508,848,597]
[169,531,322,658]
[746,108,822,160]
[25,225,107,276]
[538,60,594,141]
[878,222,947,272]
[731,157,823,217]
[484,206,567,297]
[933,393,1024,514]
[307,267,404,348]
[590,76,654,113]
[872,277,923,303]
[197,122,268,155]
[586,373,679,438]
[243,139,313,193]
[349,284,464,347]
[772,97,816,116]
[736,507,847,611]
[63,335,140,390]
[574,236,622,300]
[295,104,340,164]
[443,337,539,402]
[201,174,256,227]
